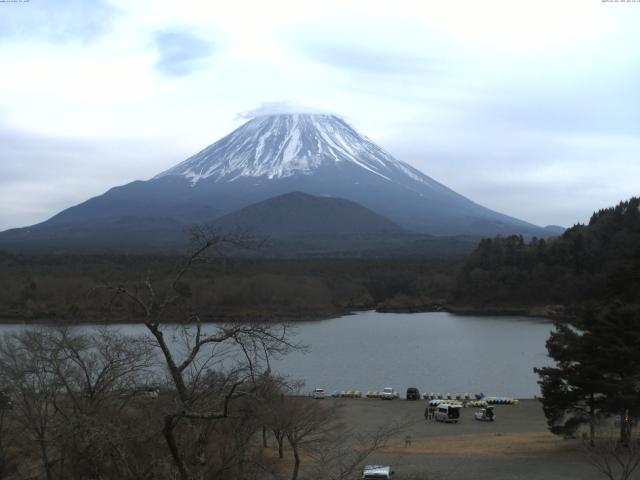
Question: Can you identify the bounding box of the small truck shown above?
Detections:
[382,387,397,400]
[474,406,495,422]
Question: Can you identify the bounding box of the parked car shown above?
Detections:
[474,406,495,421]
[406,387,420,400]
[434,403,461,423]
[312,388,325,399]
[362,465,394,479]
[382,387,396,400]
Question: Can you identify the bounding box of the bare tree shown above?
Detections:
[0,227,412,480]
[0,330,63,480]
[251,371,289,452]
[280,395,338,480]
[106,227,298,480]
[45,328,156,479]
[0,327,157,480]
[0,390,17,479]
[260,388,291,459]
[311,420,406,480]
[583,423,640,480]
[258,390,405,480]
[43,327,155,413]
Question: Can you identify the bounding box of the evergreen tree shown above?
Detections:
[535,318,604,444]
[587,303,640,445]
[535,303,640,444]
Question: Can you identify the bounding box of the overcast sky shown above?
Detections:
[1,0,639,231]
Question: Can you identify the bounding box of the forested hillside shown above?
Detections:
[0,254,454,322]
[1,198,637,323]
[453,197,640,310]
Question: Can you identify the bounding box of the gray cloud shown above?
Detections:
[153,29,215,77]
[0,0,118,44]
[301,43,438,75]
[281,14,445,77]
[473,81,640,137]
[0,125,183,231]
[387,123,640,228]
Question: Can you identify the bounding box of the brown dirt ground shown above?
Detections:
[321,398,604,479]
[382,432,573,457]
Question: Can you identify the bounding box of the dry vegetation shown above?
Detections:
[0,230,403,480]
[0,252,454,323]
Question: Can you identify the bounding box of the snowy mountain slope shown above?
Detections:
[0,113,552,253]
[148,113,545,236]
[155,114,441,190]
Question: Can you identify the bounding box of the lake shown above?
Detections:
[0,311,553,398]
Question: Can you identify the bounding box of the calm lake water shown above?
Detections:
[0,311,553,398]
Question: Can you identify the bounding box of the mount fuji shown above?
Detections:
[0,113,552,254]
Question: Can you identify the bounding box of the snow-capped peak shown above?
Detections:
[155,114,438,189]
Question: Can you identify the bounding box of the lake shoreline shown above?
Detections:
[377,303,567,321]
[0,310,551,397]
[0,308,356,325]
[0,304,567,325]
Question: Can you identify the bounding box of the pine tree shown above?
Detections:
[535,302,640,444]
[535,319,604,445]
[587,303,640,445]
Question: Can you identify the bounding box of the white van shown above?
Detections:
[382,387,396,400]
[434,404,461,423]
[312,388,325,399]
[362,465,394,479]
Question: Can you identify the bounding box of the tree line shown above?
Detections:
[453,197,640,310]
[0,253,454,323]
[3,198,639,323]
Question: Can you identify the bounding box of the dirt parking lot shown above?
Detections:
[330,398,602,480]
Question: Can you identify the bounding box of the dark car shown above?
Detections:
[406,387,420,400]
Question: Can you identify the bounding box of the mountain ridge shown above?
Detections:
[0,113,554,253]
[213,191,404,238]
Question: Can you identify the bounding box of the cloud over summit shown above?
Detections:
[236,102,334,120]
